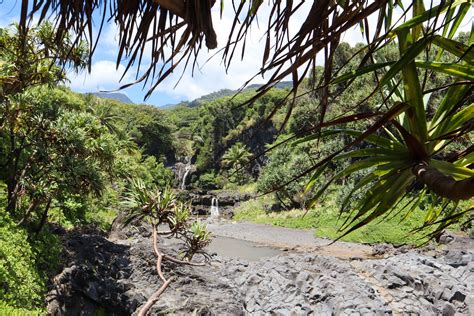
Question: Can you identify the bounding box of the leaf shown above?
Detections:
[447,3,471,39]
[339,170,414,237]
[378,36,431,88]
[430,83,471,137]
[416,61,474,81]
[394,0,470,32]
[304,163,329,192]
[429,159,474,180]
[333,148,408,161]
[307,158,398,209]
[250,0,264,16]
[454,152,474,167]
[432,35,474,65]
[330,61,393,85]
[293,128,407,152]
[432,102,474,139]
[339,172,380,213]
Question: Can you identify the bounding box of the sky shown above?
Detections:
[0,1,472,107]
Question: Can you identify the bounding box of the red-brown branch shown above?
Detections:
[137,224,171,315]
[137,277,173,316]
[413,162,474,200]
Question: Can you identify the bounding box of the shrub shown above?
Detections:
[0,210,44,309]
[197,172,221,190]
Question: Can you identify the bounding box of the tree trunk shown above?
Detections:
[413,163,474,200]
[34,197,52,234]
[6,179,17,214]
[17,197,39,226]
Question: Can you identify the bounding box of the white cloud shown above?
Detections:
[68,60,134,92]
[70,0,473,102]
[147,2,327,100]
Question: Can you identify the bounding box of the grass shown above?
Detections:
[233,194,431,245]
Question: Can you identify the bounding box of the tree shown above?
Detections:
[122,179,211,316]
[23,1,473,234]
[222,142,253,184]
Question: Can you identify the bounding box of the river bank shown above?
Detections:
[46,220,474,315]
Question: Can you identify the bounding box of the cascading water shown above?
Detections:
[210,197,219,217]
[180,164,191,190]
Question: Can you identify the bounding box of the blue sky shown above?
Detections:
[1,1,472,107]
[0,1,339,106]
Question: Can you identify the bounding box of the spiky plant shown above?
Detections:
[291,1,473,240]
[24,0,473,235]
[122,179,211,316]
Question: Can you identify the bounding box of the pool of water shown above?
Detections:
[206,236,283,261]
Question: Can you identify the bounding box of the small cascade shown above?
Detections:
[180,164,191,190]
[210,197,219,217]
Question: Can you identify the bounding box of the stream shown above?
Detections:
[207,235,282,261]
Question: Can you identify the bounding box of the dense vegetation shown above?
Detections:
[1,0,473,313]
[0,24,174,313]
[160,33,472,246]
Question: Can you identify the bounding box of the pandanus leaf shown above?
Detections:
[338,170,414,238]
[293,129,406,152]
[432,35,474,65]
[330,61,394,85]
[445,3,471,40]
[333,148,408,161]
[429,84,471,137]
[415,62,474,81]
[339,172,380,214]
[307,158,403,209]
[429,159,474,180]
[454,152,474,167]
[393,0,470,32]
[431,102,473,144]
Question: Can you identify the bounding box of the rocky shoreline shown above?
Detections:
[47,222,473,315]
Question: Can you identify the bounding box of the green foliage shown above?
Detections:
[122,179,211,261]
[183,221,212,260]
[0,210,44,309]
[88,96,176,163]
[294,27,473,237]
[257,134,345,209]
[0,23,87,93]
[192,89,287,171]
[0,301,44,316]
[196,172,222,190]
[233,190,429,245]
[222,142,253,184]
[0,23,180,310]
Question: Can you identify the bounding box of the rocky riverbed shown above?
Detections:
[47,221,474,315]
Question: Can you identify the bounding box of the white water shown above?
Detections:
[210,197,219,217]
[180,165,191,190]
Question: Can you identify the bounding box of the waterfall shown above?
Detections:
[180,164,191,190]
[210,197,219,217]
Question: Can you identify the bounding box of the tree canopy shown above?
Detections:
[19,0,474,235]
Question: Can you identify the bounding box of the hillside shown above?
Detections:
[91,92,134,104]
[161,81,293,109]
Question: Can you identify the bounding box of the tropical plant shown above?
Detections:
[0,209,44,309]
[0,86,119,231]
[24,1,473,235]
[292,2,473,239]
[222,142,253,184]
[258,134,345,210]
[121,179,211,316]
